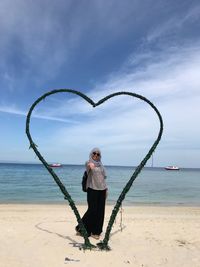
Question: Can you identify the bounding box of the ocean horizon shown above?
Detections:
[1,160,200,169]
[0,163,200,206]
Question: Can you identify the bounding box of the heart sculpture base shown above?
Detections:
[26,89,163,251]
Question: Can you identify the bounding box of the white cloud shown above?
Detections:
[0,105,26,116]
[29,42,200,167]
[147,3,200,42]
[0,0,146,90]
[0,105,77,123]
[0,1,78,87]
[1,1,200,167]
[2,39,198,167]
[2,0,186,94]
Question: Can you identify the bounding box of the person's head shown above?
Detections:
[90,148,101,162]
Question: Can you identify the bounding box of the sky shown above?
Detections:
[0,0,200,168]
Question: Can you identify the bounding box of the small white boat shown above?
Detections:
[49,163,62,167]
[165,166,180,170]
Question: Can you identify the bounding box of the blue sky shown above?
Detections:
[0,0,200,167]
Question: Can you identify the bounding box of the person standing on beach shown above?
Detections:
[76,148,107,240]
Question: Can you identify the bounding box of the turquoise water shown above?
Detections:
[0,163,200,205]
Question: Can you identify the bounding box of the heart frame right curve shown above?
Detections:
[26,89,163,251]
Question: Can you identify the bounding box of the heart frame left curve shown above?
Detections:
[26,89,163,251]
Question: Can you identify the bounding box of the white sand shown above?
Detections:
[0,204,200,267]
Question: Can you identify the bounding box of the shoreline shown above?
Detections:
[1,201,200,207]
[1,203,200,213]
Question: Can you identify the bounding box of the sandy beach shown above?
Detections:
[0,204,200,267]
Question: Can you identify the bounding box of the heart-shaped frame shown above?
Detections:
[26,89,163,250]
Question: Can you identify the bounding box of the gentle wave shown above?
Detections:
[0,163,200,205]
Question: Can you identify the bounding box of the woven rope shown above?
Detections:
[26,89,163,250]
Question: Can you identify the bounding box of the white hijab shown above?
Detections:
[88,147,106,177]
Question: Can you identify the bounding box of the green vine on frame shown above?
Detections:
[26,89,163,251]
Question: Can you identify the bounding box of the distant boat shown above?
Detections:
[49,163,62,167]
[165,166,180,170]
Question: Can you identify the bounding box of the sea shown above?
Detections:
[0,163,200,206]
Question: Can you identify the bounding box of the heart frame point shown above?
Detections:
[26,89,163,251]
